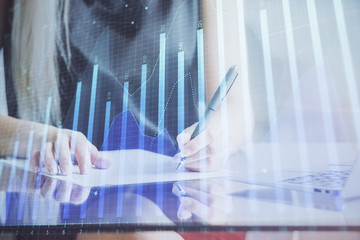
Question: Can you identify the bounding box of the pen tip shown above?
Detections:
[176,162,182,171]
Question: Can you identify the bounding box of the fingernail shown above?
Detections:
[95,157,111,169]
[178,205,192,220]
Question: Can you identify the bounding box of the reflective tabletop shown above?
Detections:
[1,147,360,230]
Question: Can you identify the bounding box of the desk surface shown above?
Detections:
[0,152,359,231]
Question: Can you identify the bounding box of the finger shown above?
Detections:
[26,172,39,194]
[89,143,99,165]
[70,185,91,205]
[93,150,112,169]
[73,133,92,175]
[54,181,72,203]
[172,182,187,197]
[89,144,111,169]
[184,152,225,172]
[182,140,223,164]
[180,196,226,224]
[177,123,198,151]
[177,202,192,220]
[30,151,40,173]
[180,128,221,158]
[43,142,57,175]
[180,185,230,210]
[40,176,57,199]
[58,137,73,175]
[173,182,213,207]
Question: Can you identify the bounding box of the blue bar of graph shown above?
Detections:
[177,50,185,211]
[87,64,99,143]
[260,9,286,208]
[70,82,83,163]
[156,33,166,213]
[178,51,185,134]
[80,64,99,219]
[158,33,166,154]
[282,0,309,170]
[136,64,147,217]
[17,131,34,221]
[5,141,19,222]
[64,81,82,220]
[197,29,206,116]
[120,82,129,150]
[98,100,111,219]
[103,100,111,151]
[307,0,338,164]
[117,82,129,218]
[32,96,52,220]
[72,81,82,132]
[48,124,60,221]
[139,64,147,149]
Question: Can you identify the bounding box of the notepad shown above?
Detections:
[1,149,230,187]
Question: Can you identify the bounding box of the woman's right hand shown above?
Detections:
[30,127,111,176]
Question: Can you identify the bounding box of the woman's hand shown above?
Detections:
[172,180,232,224]
[0,116,109,176]
[173,104,253,172]
[30,128,111,176]
[26,173,91,205]
[174,115,224,172]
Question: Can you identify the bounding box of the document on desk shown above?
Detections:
[1,149,229,187]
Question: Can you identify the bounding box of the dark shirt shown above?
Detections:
[62,0,202,149]
[4,0,202,150]
[2,0,17,118]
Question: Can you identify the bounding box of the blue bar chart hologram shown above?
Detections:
[157,32,166,215]
[158,32,166,154]
[87,64,99,143]
[136,64,147,217]
[32,96,52,221]
[116,82,129,218]
[17,131,34,221]
[197,28,206,116]
[178,51,185,135]
[98,99,111,219]
[5,141,19,223]
[306,0,339,164]
[260,9,285,210]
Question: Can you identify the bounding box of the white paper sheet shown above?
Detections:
[1,149,229,187]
